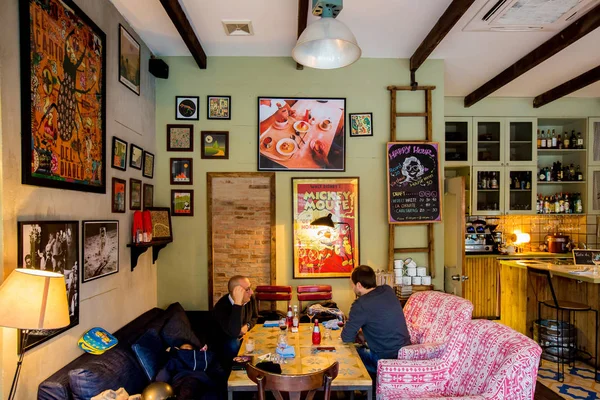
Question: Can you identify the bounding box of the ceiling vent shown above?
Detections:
[463,0,600,32]
[222,20,254,36]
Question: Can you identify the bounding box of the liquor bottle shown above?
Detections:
[545,167,551,182]
[554,194,561,214]
[557,161,563,181]
[564,193,570,214]
[563,132,570,149]
[577,165,583,181]
[287,305,293,328]
[312,319,321,345]
[513,174,519,189]
[543,196,550,214]
[569,164,575,181]
[559,193,565,214]
[490,172,498,189]
[292,305,299,330]
[540,130,547,148]
[570,131,577,148]
[481,173,488,189]
[551,129,557,148]
[575,193,583,213]
[577,132,584,149]
[557,134,563,149]
[539,168,545,182]
[537,129,542,148]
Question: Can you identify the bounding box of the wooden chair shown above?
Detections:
[255,285,292,312]
[296,285,332,313]
[246,361,339,400]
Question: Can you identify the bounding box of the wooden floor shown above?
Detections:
[535,382,564,400]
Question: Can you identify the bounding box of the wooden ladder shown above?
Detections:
[387,85,436,278]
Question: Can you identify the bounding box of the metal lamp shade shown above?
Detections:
[311,213,336,228]
[292,17,361,69]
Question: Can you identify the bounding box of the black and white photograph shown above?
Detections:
[17,221,79,352]
[83,221,119,283]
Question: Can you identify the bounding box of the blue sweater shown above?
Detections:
[341,285,410,359]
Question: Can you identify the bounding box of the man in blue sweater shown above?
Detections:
[341,265,410,374]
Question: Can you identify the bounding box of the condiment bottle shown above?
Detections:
[312,319,321,345]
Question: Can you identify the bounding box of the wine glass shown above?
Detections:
[277,332,288,364]
[337,315,345,329]
[592,254,600,276]
[279,318,288,333]
[307,307,316,324]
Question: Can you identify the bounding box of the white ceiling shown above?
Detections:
[109,0,600,98]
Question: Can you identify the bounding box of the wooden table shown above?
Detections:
[227,324,373,400]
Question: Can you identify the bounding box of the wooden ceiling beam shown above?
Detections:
[410,0,476,73]
[296,0,309,70]
[160,0,207,69]
[533,65,600,108]
[465,4,600,107]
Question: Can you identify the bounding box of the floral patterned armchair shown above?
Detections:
[377,319,542,400]
[399,291,473,360]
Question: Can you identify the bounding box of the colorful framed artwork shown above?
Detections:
[257,97,346,171]
[292,177,360,278]
[167,124,194,151]
[20,0,106,193]
[82,220,119,283]
[349,113,373,137]
[111,177,126,213]
[143,151,155,178]
[201,131,229,159]
[17,220,80,352]
[130,144,143,170]
[170,158,193,185]
[130,178,142,210]
[207,95,231,120]
[176,96,199,120]
[143,183,154,209]
[111,136,128,171]
[171,190,194,217]
[118,24,140,95]
[146,207,173,241]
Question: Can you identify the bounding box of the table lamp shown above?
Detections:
[310,213,355,268]
[0,268,70,400]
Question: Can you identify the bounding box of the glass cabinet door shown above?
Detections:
[472,167,504,215]
[506,168,536,214]
[473,118,504,165]
[445,118,471,165]
[588,168,600,214]
[589,118,600,165]
[506,118,536,166]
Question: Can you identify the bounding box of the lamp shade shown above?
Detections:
[292,17,361,69]
[311,213,336,228]
[0,269,70,330]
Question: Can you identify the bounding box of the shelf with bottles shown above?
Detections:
[536,192,584,215]
[537,162,584,183]
[537,118,586,151]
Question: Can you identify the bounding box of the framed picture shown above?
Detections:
[17,220,79,352]
[146,207,173,241]
[201,131,229,159]
[82,220,119,283]
[207,95,231,120]
[20,0,106,193]
[349,113,373,137]
[130,178,142,210]
[143,151,155,178]
[257,97,345,172]
[118,24,140,95]
[176,96,199,120]
[130,144,143,170]
[112,177,126,213]
[292,177,359,278]
[170,158,193,185]
[143,183,154,209]
[111,136,128,171]
[167,124,194,151]
[171,190,194,217]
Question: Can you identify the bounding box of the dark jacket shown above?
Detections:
[341,285,410,359]
[212,294,258,338]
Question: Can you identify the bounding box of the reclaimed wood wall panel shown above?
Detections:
[464,257,500,319]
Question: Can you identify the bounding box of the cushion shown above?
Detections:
[68,348,148,400]
[160,304,202,349]
[132,329,165,381]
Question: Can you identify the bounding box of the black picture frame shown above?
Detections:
[207,95,231,120]
[130,178,142,210]
[143,183,154,209]
[143,151,155,178]
[17,220,80,352]
[201,131,229,160]
[170,158,193,185]
[19,0,106,193]
[171,189,195,217]
[349,113,374,137]
[111,136,128,171]
[257,97,346,172]
[176,96,199,120]
[112,177,126,213]
[118,24,141,96]
[130,144,143,170]
[82,220,119,283]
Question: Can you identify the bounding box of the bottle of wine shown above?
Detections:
[563,132,570,149]
[551,129,557,148]
[577,132,584,149]
[540,130,547,148]
[577,165,583,181]
[537,129,541,149]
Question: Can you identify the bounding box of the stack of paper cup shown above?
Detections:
[412,276,422,285]
[422,276,432,285]
[416,267,427,277]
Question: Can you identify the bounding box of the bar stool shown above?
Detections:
[528,267,598,382]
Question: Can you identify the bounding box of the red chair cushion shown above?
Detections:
[255,285,292,293]
[296,285,332,293]
[297,293,332,301]
[255,293,292,301]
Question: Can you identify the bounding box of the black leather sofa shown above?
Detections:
[38,303,218,400]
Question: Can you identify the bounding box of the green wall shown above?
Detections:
[155,57,445,313]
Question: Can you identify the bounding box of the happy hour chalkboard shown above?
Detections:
[387,142,442,224]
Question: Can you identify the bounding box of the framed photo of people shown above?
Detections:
[82,220,119,283]
[291,177,359,278]
[17,220,80,351]
[19,0,106,193]
[257,97,346,172]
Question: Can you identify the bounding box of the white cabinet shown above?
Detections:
[445,117,472,166]
[506,118,537,166]
[472,167,504,215]
[473,118,504,166]
[505,167,537,215]
[472,118,536,166]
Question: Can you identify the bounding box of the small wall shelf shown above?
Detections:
[127,239,173,270]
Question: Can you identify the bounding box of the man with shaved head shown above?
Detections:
[213,275,258,363]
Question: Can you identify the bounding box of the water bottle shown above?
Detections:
[312,319,321,345]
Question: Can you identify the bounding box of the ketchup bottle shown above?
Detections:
[312,319,321,345]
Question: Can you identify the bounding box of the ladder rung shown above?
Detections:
[394,247,430,253]
[387,85,437,91]
[396,112,427,117]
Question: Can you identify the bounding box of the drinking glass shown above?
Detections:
[307,307,316,324]
[279,318,288,333]
[277,334,287,364]
[337,315,345,329]
[245,338,255,354]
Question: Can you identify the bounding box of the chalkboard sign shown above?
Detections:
[387,142,442,224]
[573,249,600,266]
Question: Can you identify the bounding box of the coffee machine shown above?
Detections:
[465,219,501,254]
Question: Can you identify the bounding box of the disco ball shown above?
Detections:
[141,382,174,400]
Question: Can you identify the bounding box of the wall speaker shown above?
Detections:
[149,58,169,79]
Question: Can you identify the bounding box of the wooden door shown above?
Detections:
[444,176,465,296]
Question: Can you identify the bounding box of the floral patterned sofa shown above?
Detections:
[399,291,473,360]
[377,319,542,400]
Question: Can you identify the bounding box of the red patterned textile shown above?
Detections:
[377,320,542,400]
